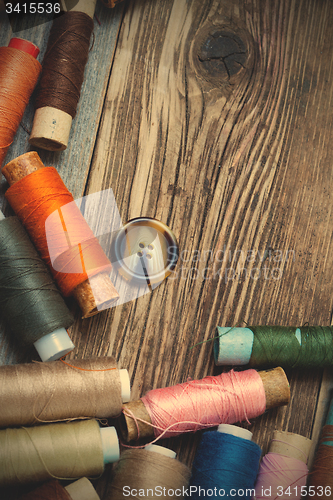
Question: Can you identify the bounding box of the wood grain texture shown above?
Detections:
[82,0,333,467]
[1,0,333,498]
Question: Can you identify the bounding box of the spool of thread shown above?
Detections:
[189,424,261,499]
[308,398,333,498]
[121,367,290,442]
[3,152,119,318]
[254,431,311,499]
[19,478,100,500]
[0,357,130,428]
[214,325,333,368]
[109,445,191,500]
[29,0,96,151]
[0,211,74,361]
[0,419,119,486]
[0,38,41,167]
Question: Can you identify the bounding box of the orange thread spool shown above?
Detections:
[0,38,41,167]
[5,165,112,297]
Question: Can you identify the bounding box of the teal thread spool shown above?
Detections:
[214,326,333,368]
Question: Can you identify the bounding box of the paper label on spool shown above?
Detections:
[214,327,254,365]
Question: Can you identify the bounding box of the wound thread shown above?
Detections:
[0,357,122,428]
[18,480,72,500]
[215,325,333,368]
[189,430,261,499]
[35,11,94,119]
[122,369,269,442]
[0,42,41,167]
[5,167,112,297]
[0,216,73,345]
[0,419,104,486]
[308,425,333,498]
[109,449,191,500]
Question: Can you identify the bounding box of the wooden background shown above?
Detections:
[1,0,333,498]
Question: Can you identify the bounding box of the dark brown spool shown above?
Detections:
[35,11,94,119]
[18,480,71,500]
[308,425,333,499]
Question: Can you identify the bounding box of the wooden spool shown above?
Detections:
[121,367,291,442]
[29,0,97,151]
[269,430,312,464]
[2,152,119,318]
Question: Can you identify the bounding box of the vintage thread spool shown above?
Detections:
[0,419,119,486]
[0,38,41,167]
[29,0,97,151]
[308,398,333,498]
[189,425,261,499]
[109,444,191,500]
[214,325,333,368]
[3,152,119,318]
[121,367,290,442]
[0,356,130,428]
[254,431,311,500]
[19,478,100,500]
[0,210,74,361]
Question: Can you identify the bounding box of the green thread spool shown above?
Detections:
[0,419,119,486]
[214,326,333,368]
[0,213,74,361]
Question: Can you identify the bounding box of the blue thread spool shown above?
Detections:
[189,425,261,499]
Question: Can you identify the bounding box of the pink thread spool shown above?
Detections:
[254,431,311,499]
[121,367,290,442]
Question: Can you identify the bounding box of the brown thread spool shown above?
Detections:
[121,367,290,442]
[19,478,100,500]
[109,446,191,500]
[0,419,119,486]
[0,38,41,167]
[3,152,119,318]
[0,357,130,428]
[29,0,97,151]
[308,425,333,498]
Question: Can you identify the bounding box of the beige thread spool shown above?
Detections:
[3,152,119,318]
[0,357,130,428]
[121,367,290,442]
[29,0,97,151]
[0,419,119,486]
[109,445,191,500]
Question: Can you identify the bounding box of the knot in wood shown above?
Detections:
[198,31,247,80]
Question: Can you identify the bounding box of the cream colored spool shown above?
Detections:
[269,431,312,464]
[29,0,97,151]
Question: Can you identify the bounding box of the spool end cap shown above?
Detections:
[34,328,74,362]
[217,424,253,441]
[8,38,40,58]
[119,369,131,403]
[100,426,120,464]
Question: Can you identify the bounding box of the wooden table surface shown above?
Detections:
[1,0,333,498]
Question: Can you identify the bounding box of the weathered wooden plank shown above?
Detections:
[0,2,124,363]
[82,0,333,473]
